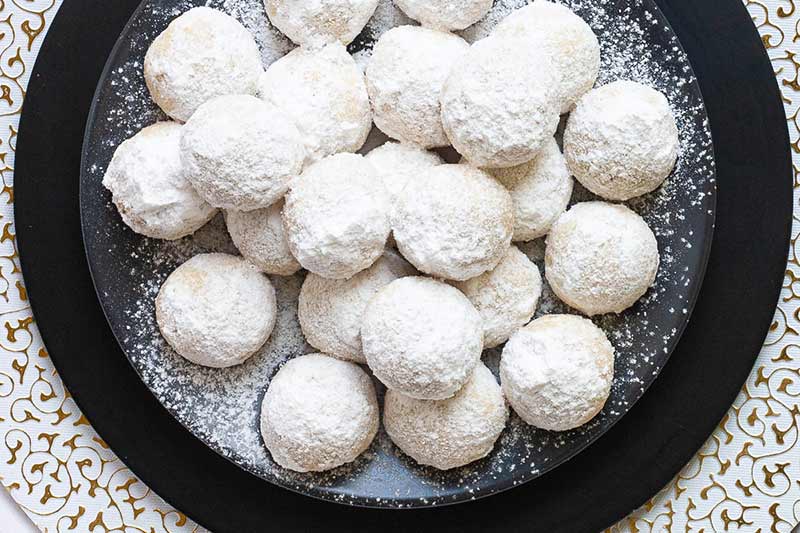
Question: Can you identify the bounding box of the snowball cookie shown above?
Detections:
[394,164,513,281]
[181,95,305,211]
[454,246,542,349]
[365,142,444,205]
[564,80,680,201]
[482,138,573,242]
[500,314,614,431]
[441,36,559,168]
[102,122,217,240]
[156,254,277,368]
[225,199,301,276]
[546,202,660,316]
[494,1,600,114]
[299,251,416,363]
[362,277,483,400]
[283,153,391,280]
[259,43,372,163]
[384,363,507,470]
[366,26,469,148]
[394,0,493,31]
[263,0,379,47]
[260,354,379,472]
[144,7,263,122]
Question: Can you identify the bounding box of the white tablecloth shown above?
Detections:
[0,1,797,531]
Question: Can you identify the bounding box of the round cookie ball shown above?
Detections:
[263,0,378,47]
[156,253,277,368]
[365,142,444,205]
[454,246,541,349]
[144,7,263,122]
[500,314,614,431]
[225,199,301,276]
[545,202,660,316]
[384,363,508,470]
[494,1,600,114]
[298,251,416,363]
[366,26,469,148]
[361,277,483,400]
[394,164,513,281]
[564,80,679,201]
[181,95,306,211]
[260,354,379,472]
[394,0,493,31]
[481,138,573,242]
[102,122,217,240]
[283,153,391,280]
[441,36,559,168]
[259,43,372,163]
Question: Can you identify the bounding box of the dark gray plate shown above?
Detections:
[79,0,716,508]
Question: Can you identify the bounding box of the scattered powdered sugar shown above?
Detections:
[81,0,715,507]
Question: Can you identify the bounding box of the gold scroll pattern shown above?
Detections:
[0,1,795,532]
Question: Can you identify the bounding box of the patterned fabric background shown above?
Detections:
[0,1,795,531]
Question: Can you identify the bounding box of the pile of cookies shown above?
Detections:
[102,0,678,472]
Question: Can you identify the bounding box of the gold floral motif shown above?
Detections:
[0,0,796,532]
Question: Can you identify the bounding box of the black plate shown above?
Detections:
[14,0,791,531]
[77,0,716,508]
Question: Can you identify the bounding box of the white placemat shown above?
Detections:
[0,1,796,531]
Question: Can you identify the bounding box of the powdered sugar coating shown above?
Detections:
[283,153,391,279]
[500,314,614,431]
[263,0,379,47]
[155,253,277,368]
[366,26,469,148]
[144,7,263,122]
[394,164,513,281]
[454,246,541,348]
[546,202,660,316]
[365,142,444,204]
[362,277,482,400]
[441,36,559,168]
[102,122,217,240]
[384,363,508,470]
[494,1,600,114]
[564,80,679,201]
[260,354,379,472]
[225,199,301,276]
[259,43,372,163]
[394,0,493,31]
[180,94,305,211]
[481,138,573,241]
[298,251,416,363]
